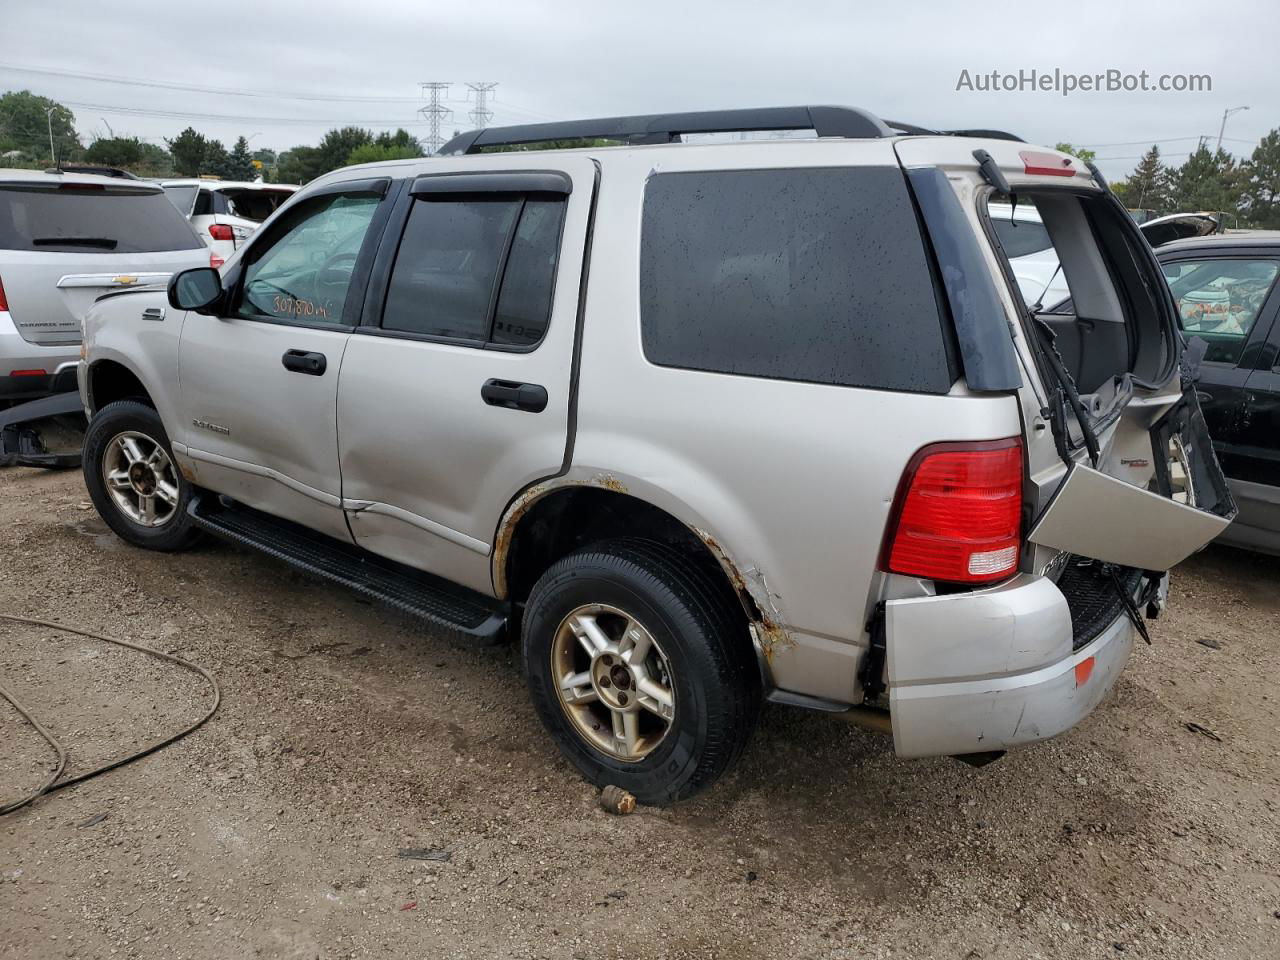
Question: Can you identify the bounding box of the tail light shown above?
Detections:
[882,438,1024,584]
[0,274,7,312]
[208,224,234,241]
[210,252,225,269]
[10,369,47,377]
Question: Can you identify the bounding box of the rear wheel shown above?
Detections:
[522,539,759,804]
[82,400,202,552]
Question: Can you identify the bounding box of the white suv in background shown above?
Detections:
[160,180,298,267]
[0,170,210,403]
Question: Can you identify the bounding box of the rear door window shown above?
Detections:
[0,185,204,253]
[639,167,955,393]
[1163,258,1279,364]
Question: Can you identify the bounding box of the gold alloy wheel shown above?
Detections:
[551,603,676,762]
[101,430,180,528]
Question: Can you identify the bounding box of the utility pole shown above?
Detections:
[45,106,56,166]
[465,83,498,129]
[1216,105,1249,153]
[418,82,452,155]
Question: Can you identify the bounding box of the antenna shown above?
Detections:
[418,82,453,155]
[465,82,498,129]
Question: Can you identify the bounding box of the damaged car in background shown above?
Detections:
[75,106,1235,802]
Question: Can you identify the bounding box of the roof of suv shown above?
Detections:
[1156,231,1280,253]
[0,168,163,191]
[159,179,298,191]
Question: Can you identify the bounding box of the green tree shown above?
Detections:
[317,126,373,171]
[0,90,80,165]
[275,146,324,184]
[276,127,375,183]
[348,142,421,165]
[225,136,257,181]
[1113,145,1168,212]
[1054,142,1097,164]
[84,136,144,169]
[1168,144,1247,214]
[167,127,207,176]
[374,128,422,153]
[1240,130,1280,229]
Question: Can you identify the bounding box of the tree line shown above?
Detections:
[0,90,423,183]
[2,88,1277,225]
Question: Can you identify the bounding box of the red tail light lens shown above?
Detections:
[1021,150,1075,177]
[883,438,1024,584]
[0,275,7,312]
[209,252,225,269]
[208,224,234,241]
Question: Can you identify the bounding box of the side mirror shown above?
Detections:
[168,267,224,314]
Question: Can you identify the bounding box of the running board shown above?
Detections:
[187,495,508,643]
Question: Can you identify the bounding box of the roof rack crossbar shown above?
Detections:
[439,106,895,155]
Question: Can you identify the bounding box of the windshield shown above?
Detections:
[0,185,205,253]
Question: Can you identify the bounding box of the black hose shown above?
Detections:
[0,614,220,816]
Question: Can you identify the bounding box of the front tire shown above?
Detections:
[522,539,759,804]
[82,400,202,552]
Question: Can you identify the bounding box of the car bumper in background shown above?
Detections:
[886,572,1136,758]
[0,310,80,400]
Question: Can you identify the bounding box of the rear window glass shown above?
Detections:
[222,188,293,223]
[0,185,204,253]
[991,215,1054,258]
[639,168,954,393]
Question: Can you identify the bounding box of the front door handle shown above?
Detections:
[282,350,327,376]
[481,378,548,413]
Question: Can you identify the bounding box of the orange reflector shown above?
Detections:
[1074,657,1095,687]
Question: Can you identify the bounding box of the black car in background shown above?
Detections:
[1157,233,1280,554]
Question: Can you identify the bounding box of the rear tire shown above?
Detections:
[522,538,759,804]
[82,400,202,552]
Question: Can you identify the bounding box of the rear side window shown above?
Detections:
[640,168,955,392]
[0,185,204,253]
[381,195,566,346]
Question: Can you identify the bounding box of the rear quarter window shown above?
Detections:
[639,167,955,393]
[0,185,205,253]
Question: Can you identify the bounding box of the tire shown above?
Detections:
[522,538,760,805]
[82,400,202,552]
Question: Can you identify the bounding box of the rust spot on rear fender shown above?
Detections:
[693,527,793,661]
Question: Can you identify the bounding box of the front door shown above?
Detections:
[336,161,595,594]
[176,180,390,540]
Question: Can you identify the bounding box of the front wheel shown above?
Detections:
[522,539,759,804]
[82,400,202,552]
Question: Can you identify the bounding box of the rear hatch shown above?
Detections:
[212,186,295,249]
[0,180,208,345]
[895,137,1235,575]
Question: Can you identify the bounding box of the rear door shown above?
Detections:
[894,137,1234,571]
[336,160,595,594]
[176,177,392,541]
[0,180,207,345]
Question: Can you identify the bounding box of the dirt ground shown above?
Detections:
[1,466,1278,960]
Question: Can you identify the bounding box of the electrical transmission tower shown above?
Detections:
[418,82,453,155]
[466,82,498,129]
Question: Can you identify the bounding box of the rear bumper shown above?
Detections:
[0,311,80,400]
[886,573,1136,758]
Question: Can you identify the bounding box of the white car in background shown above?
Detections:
[160,180,298,267]
[991,202,1220,310]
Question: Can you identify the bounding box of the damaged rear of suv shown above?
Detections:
[80,107,1234,803]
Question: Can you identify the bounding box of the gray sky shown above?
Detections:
[5,0,1277,180]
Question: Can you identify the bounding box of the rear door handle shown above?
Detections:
[282,350,327,376]
[481,378,547,413]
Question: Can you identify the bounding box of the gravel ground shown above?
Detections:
[2,465,1278,960]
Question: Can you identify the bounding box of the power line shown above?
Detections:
[419,82,452,155]
[58,99,433,127]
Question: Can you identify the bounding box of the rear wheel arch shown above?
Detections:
[497,484,768,673]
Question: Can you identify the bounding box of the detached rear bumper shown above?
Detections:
[886,573,1136,758]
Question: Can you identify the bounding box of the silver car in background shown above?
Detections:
[0,170,210,403]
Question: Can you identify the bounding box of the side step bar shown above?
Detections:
[188,495,508,643]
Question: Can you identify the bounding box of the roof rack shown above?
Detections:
[438,106,894,155]
[437,106,1024,156]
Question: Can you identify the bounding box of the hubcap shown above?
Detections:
[102,430,180,528]
[551,604,675,762]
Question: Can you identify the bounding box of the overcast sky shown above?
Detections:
[5,0,1276,179]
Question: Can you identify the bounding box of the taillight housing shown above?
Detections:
[208,224,234,241]
[882,438,1024,584]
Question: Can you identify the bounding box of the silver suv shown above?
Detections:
[0,170,210,403]
[76,107,1235,803]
